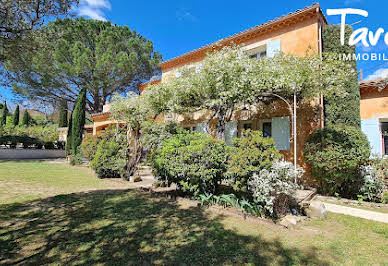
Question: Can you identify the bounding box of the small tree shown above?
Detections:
[13,105,20,126]
[110,92,152,179]
[71,88,86,154]
[65,111,73,156]
[58,100,68,127]
[21,110,29,126]
[0,101,8,126]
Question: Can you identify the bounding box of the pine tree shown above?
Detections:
[58,100,68,127]
[72,88,86,154]
[21,110,29,126]
[1,101,8,126]
[65,111,73,156]
[13,105,20,126]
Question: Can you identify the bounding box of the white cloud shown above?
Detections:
[365,68,388,81]
[76,0,111,21]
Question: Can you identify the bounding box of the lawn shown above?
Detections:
[0,161,387,265]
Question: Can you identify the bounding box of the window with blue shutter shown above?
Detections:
[271,116,290,150]
[266,40,281,58]
[361,119,382,157]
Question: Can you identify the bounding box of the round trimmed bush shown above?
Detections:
[152,131,228,196]
[90,139,127,178]
[226,130,281,192]
[304,125,370,196]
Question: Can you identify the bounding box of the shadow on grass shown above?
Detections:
[0,189,327,265]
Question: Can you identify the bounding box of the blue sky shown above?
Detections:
[1,0,387,106]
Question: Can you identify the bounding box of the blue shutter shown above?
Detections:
[195,122,209,134]
[266,40,281,58]
[225,121,238,146]
[361,119,382,157]
[271,117,290,150]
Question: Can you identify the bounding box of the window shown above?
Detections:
[243,123,252,131]
[262,122,272,138]
[382,122,388,155]
[184,126,196,131]
[250,51,267,59]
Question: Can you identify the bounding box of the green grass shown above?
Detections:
[0,161,388,265]
[0,160,131,204]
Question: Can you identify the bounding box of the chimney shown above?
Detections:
[360,69,363,81]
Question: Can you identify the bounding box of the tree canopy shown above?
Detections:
[0,0,78,62]
[5,18,162,113]
[144,46,355,140]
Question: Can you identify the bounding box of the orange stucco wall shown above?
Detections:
[360,87,388,119]
[161,16,320,81]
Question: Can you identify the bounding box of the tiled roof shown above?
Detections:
[359,79,388,90]
[160,3,326,69]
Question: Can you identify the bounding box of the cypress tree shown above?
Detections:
[13,105,20,126]
[22,110,29,126]
[58,100,68,127]
[65,111,73,156]
[1,101,8,126]
[322,25,361,128]
[71,88,86,154]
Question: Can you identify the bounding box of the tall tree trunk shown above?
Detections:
[215,111,226,141]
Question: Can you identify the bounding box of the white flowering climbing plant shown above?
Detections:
[146,46,356,140]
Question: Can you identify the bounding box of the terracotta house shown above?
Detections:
[360,79,388,157]
[90,3,387,181]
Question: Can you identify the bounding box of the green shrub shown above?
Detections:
[44,142,55,149]
[81,134,102,161]
[226,130,281,192]
[304,125,370,197]
[0,135,42,149]
[69,150,83,166]
[358,165,384,202]
[152,131,228,196]
[141,120,183,152]
[371,157,388,181]
[382,192,388,204]
[90,139,127,178]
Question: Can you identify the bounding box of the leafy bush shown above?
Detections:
[249,159,303,217]
[226,130,281,192]
[0,135,42,148]
[0,124,59,146]
[69,150,84,166]
[152,131,228,196]
[359,165,384,202]
[44,142,55,150]
[90,140,127,178]
[382,192,388,204]
[304,125,370,196]
[371,157,388,182]
[141,121,183,152]
[81,134,102,161]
